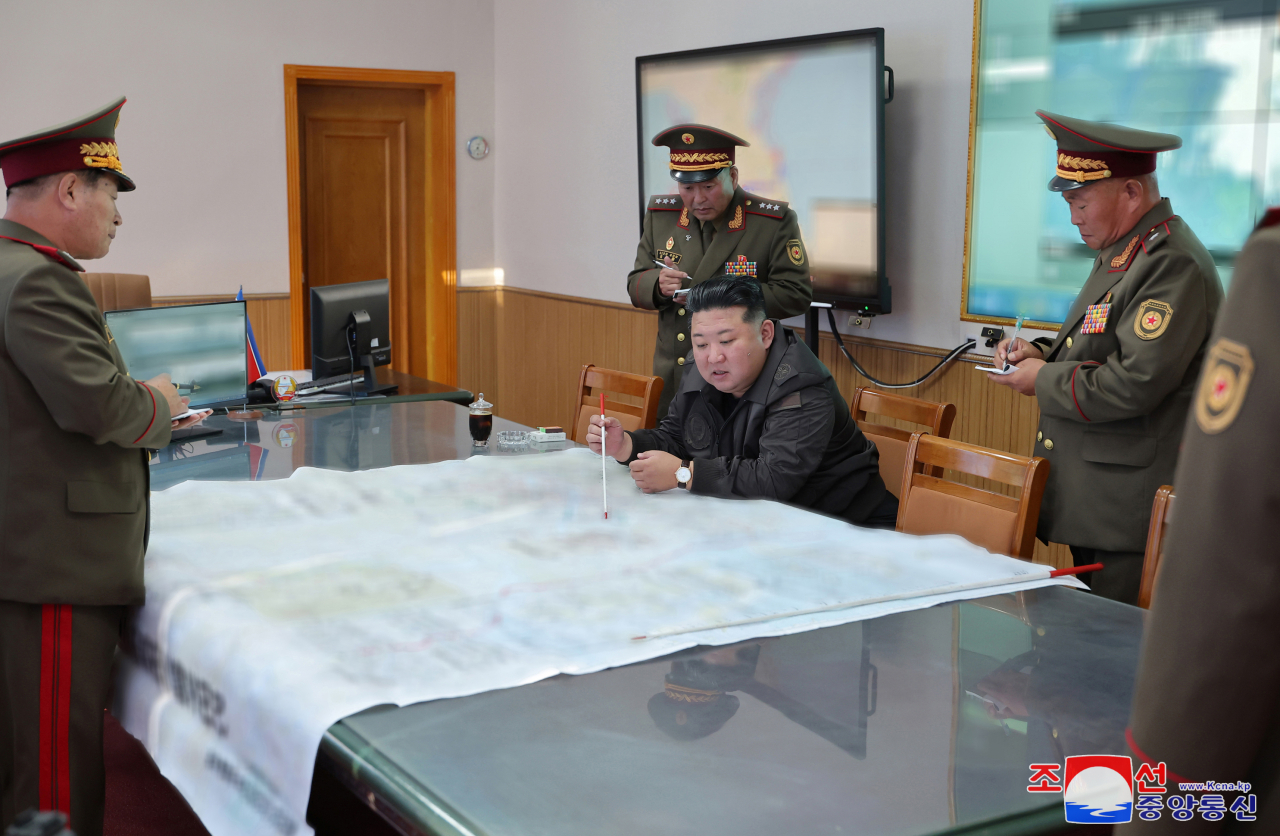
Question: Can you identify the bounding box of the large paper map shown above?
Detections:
[115,449,1080,836]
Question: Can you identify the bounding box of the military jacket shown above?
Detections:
[1029,199,1222,552]
[627,186,813,416]
[626,325,889,525]
[0,219,171,606]
[1119,217,1280,836]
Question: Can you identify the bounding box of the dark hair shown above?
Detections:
[5,168,108,200]
[686,276,767,324]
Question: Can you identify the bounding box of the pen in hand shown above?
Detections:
[1004,316,1024,372]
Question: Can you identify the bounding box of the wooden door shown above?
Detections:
[285,67,457,384]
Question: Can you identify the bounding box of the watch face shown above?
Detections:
[676,467,692,484]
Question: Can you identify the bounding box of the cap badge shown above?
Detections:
[666,236,674,249]
[681,133,695,145]
[1195,338,1253,434]
[787,239,805,266]
[1057,153,1112,184]
[1134,299,1173,340]
[80,141,123,173]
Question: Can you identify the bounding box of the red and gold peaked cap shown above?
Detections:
[0,97,135,191]
[1036,110,1179,193]
[652,124,749,184]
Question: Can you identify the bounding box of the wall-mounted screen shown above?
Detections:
[637,29,891,314]
[964,0,1280,329]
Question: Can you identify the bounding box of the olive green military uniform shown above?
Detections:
[627,186,812,416]
[0,99,167,836]
[1118,212,1280,835]
[1022,112,1223,604]
[1029,199,1222,600]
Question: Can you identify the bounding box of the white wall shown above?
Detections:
[1,0,496,298]
[492,0,1050,351]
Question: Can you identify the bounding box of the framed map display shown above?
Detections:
[963,0,1280,329]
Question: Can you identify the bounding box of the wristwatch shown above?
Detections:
[675,459,692,490]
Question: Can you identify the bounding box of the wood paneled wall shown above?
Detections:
[153,293,292,372]
[457,285,1070,568]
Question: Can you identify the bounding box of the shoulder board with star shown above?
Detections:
[647,195,683,211]
[742,193,789,219]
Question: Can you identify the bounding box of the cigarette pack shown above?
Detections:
[531,427,566,443]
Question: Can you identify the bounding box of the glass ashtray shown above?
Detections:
[496,430,530,450]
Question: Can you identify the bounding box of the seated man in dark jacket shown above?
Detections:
[587,277,898,528]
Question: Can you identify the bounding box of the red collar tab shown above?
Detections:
[0,235,84,272]
[1258,206,1280,230]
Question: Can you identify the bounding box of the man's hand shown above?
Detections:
[587,414,633,462]
[629,450,683,493]
[995,337,1044,368]
[986,358,1045,396]
[657,256,687,298]
[144,373,186,419]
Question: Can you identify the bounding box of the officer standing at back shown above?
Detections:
[627,124,813,417]
[0,98,202,836]
[988,111,1222,604]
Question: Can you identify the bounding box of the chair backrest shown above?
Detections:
[897,432,1049,559]
[81,273,152,311]
[851,388,957,498]
[570,365,664,444]
[1138,485,1175,609]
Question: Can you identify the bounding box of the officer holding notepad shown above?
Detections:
[0,98,204,836]
[986,112,1222,604]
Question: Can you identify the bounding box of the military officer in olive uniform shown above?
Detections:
[0,98,201,836]
[627,124,813,416]
[989,111,1222,605]
[1118,208,1280,834]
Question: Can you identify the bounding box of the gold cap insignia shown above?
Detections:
[681,133,695,145]
[1195,338,1253,434]
[787,239,805,266]
[666,236,674,249]
[1134,299,1172,340]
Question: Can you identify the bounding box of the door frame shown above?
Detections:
[283,64,457,383]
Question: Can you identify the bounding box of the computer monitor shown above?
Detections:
[105,301,247,409]
[310,279,394,394]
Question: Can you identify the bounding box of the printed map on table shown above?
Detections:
[115,449,1080,836]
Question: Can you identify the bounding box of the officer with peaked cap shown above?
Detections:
[627,124,813,417]
[987,111,1223,604]
[0,98,204,836]
[1117,208,1280,834]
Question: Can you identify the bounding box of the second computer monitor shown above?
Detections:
[310,279,392,380]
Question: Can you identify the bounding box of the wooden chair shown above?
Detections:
[851,388,957,498]
[569,365,664,444]
[897,432,1049,559]
[1138,485,1175,610]
[81,273,151,311]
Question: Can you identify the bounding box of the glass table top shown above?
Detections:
[150,400,1145,836]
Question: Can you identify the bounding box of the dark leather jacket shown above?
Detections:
[627,325,889,525]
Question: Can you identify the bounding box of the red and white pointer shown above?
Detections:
[601,392,608,520]
[631,563,1105,641]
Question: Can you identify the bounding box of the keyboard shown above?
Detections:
[297,372,364,395]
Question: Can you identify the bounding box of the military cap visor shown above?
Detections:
[0,97,135,191]
[653,123,748,184]
[1037,110,1180,192]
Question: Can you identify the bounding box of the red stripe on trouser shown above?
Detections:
[39,604,74,817]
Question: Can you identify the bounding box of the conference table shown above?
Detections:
[149,401,1145,836]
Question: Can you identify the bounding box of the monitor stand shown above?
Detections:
[357,353,398,397]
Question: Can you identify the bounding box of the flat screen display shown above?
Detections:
[105,301,247,409]
[637,29,889,313]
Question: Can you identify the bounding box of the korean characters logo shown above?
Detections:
[1028,756,1258,824]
